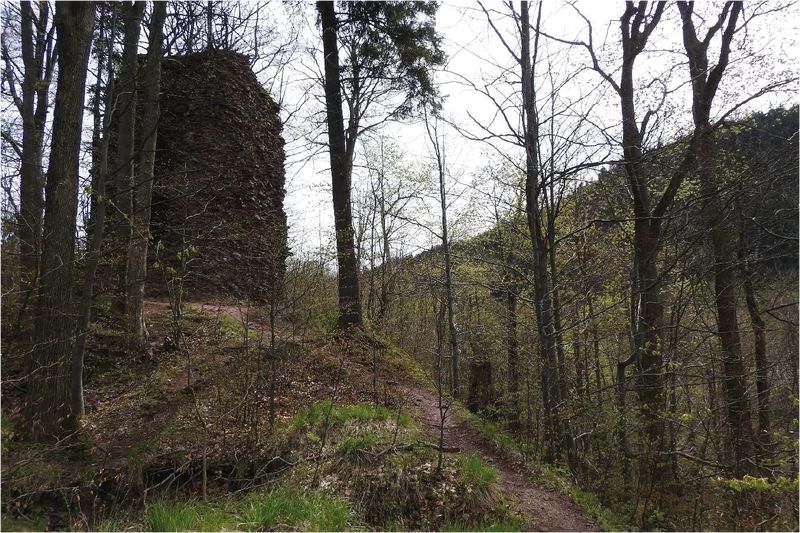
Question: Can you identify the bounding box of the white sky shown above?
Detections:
[276,1,799,264]
[1,1,797,264]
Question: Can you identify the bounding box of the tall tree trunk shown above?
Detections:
[14,1,55,339]
[631,220,666,473]
[547,194,570,419]
[26,1,94,440]
[696,127,756,474]
[377,145,392,323]
[698,129,755,475]
[112,1,144,318]
[426,115,461,399]
[507,287,519,431]
[612,2,668,485]
[521,0,565,462]
[317,1,362,333]
[677,0,755,476]
[72,8,118,418]
[126,1,167,345]
[739,239,772,457]
[438,143,460,399]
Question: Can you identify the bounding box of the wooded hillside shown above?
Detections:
[1,2,797,532]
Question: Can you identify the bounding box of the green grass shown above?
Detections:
[215,310,250,339]
[92,517,128,532]
[243,489,351,531]
[453,405,518,461]
[291,401,407,431]
[459,455,497,490]
[456,404,626,530]
[1,512,47,532]
[440,518,522,532]
[337,434,378,459]
[144,500,228,532]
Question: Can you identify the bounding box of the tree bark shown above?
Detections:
[126,1,167,345]
[26,1,94,439]
[698,129,755,475]
[112,1,144,318]
[439,138,460,399]
[612,2,668,484]
[72,8,118,418]
[677,0,755,476]
[739,240,772,456]
[317,1,363,333]
[12,1,55,339]
[521,0,566,462]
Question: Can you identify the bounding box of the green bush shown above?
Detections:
[1,414,19,453]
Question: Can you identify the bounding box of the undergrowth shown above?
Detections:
[1,305,527,532]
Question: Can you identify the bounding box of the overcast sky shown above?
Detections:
[274,1,798,263]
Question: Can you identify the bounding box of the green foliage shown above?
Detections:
[339,1,446,115]
[1,511,47,532]
[720,475,798,494]
[569,489,632,532]
[314,309,339,334]
[243,489,351,532]
[459,455,497,490]
[1,414,20,453]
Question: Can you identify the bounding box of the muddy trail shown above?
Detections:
[150,300,599,531]
[404,385,599,532]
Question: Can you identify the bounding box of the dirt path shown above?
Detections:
[405,385,600,532]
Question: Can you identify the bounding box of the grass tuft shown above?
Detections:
[291,401,405,431]
[144,500,227,532]
[337,434,377,460]
[440,518,522,532]
[243,489,351,531]
[459,455,497,490]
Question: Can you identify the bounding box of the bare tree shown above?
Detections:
[126,1,167,345]
[676,1,755,476]
[110,1,144,319]
[425,111,461,399]
[25,1,94,439]
[1,1,57,337]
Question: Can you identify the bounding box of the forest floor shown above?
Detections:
[1,299,601,531]
[187,299,601,532]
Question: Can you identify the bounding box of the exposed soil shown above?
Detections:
[405,385,601,532]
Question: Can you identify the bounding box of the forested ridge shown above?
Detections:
[1,1,797,532]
